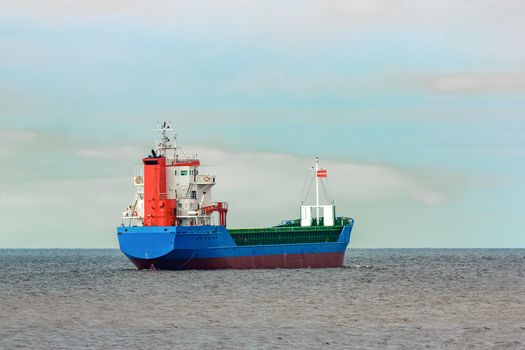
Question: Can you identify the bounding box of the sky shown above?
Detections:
[0,0,524,248]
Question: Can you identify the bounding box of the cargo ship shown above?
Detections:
[117,122,354,270]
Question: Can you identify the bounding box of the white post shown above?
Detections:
[315,157,319,225]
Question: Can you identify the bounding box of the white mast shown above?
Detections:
[301,156,334,227]
[315,156,320,225]
[153,121,177,160]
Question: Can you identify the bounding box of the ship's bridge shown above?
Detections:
[121,122,227,227]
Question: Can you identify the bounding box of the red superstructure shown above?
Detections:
[143,156,176,226]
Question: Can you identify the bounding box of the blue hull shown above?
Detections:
[117,225,353,270]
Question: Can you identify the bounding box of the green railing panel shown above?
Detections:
[228,226,343,246]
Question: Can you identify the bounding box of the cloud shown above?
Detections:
[426,73,525,93]
[223,70,376,99]
[0,129,45,161]
[166,146,450,217]
[0,176,130,248]
[0,129,451,246]
[1,129,448,206]
[0,87,44,117]
[75,146,142,159]
[3,0,523,31]
[0,0,391,23]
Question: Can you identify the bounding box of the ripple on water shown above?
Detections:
[0,249,524,349]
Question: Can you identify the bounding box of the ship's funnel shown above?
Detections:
[143,156,176,226]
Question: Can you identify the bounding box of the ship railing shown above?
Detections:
[229,226,341,234]
[211,202,228,209]
[166,157,198,165]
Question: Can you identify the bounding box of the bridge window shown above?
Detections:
[181,170,188,176]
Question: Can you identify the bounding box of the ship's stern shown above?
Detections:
[117,226,177,269]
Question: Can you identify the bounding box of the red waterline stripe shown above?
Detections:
[130,252,345,270]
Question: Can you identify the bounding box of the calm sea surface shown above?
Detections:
[0,249,524,349]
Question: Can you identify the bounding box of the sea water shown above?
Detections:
[0,249,524,349]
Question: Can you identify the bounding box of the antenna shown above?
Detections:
[315,157,320,225]
[153,121,175,157]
